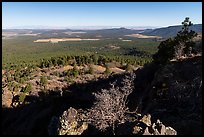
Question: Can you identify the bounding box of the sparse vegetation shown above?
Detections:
[104,64,111,75]
[22,83,32,93]
[40,75,48,89]
[87,65,94,74]
[19,93,26,103]
[66,65,79,78]
[125,63,134,72]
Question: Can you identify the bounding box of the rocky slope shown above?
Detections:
[1,55,202,135]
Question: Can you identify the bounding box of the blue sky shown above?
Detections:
[2,2,202,29]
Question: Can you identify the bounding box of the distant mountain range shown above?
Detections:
[3,24,202,39]
[141,24,202,38]
[2,25,157,30]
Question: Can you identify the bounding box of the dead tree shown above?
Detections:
[86,73,136,134]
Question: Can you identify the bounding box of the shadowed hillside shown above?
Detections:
[2,55,202,135]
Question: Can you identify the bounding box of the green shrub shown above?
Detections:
[19,93,26,103]
[64,76,74,83]
[104,65,111,75]
[53,71,60,77]
[67,65,79,78]
[23,83,32,93]
[47,75,52,80]
[40,75,48,88]
[19,78,25,84]
[125,63,133,72]
[87,65,94,74]
[7,82,13,91]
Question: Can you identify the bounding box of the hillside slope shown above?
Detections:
[2,55,202,135]
[129,55,202,135]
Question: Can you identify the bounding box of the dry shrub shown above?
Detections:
[87,73,136,133]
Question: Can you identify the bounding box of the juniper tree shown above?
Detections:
[104,64,111,75]
[40,75,48,89]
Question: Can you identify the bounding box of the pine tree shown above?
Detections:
[175,17,197,58]
[153,17,197,64]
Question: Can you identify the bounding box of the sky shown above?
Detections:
[2,2,202,29]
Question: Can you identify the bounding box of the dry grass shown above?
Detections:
[2,70,6,75]
[110,67,125,73]
[63,65,73,71]
[122,40,132,41]
[2,32,17,37]
[125,34,162,39]
[2,32,40,37]
[91,65,106,73]
[33,38,100,43]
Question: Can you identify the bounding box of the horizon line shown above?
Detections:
[3,24,202,30]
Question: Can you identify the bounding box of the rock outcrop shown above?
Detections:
[133,114,177,135]
[49,108,177,135]
[48,107,88,135]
